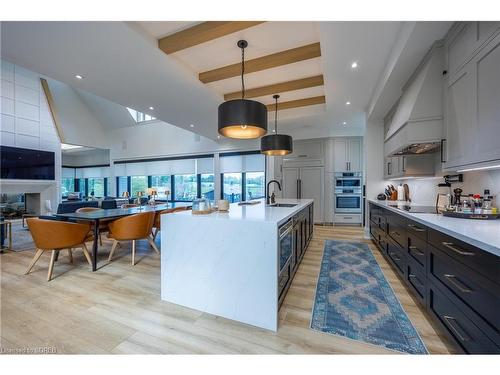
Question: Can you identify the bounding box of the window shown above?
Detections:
[245,172,265,200]
[61,178,75,197]
[87,178,105,197]
[174,174,197,201]
[127,107,156,123]
[200,174,215,200]
[151,175,171,199]
[131,176,147,197]
[117,176,128,197]
[222,173,242,203]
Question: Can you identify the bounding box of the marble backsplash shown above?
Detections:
[392,169,500,207]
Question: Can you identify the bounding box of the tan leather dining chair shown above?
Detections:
[107,211,158,265]
[25,218,93,281]
[75,207,111,246]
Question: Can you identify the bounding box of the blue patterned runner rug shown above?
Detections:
[310,240,428,354]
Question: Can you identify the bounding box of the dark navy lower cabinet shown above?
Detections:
[368,202,500,354]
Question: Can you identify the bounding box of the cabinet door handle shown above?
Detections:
[389,252,401,261]
[443,315,470,342]
[388,162,392,175]
[440,139,447,163]
[442,242,475,256]
[409,245,425,257]
[444,274,473,293]
[409,274,424,288]
[408,224,425,232]
[402,156,406,172]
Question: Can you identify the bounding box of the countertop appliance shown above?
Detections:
[334,172,363,215]
[394,205,438,214]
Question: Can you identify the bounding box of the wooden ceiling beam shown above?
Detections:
[266,95,326,111]
[158,21,265,54]
[223,75,324,101]
[199,42,321,83]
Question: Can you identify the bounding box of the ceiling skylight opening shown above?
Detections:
[127,107,156,123]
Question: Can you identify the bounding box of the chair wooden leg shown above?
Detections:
[68,248,73,264]
[108,240,119,262]
[25,248,44,275]
[131,240,136,266]
[47,250,57,281]
[81,243,93,267]
[147,236,160,254]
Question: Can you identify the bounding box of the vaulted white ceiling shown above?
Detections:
[1,21,452,139]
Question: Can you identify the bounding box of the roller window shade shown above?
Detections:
[62,167,75,178]
[220,154,265,173]
[75,167,110,179]
[196,158,214,174]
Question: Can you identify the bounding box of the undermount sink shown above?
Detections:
[268,203,298,208]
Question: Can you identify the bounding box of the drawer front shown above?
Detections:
[407,258,426,302]
[387,212,407,248]
[278,263,291,301]
[387,237,406,277]
[407,219,428,241]
[429,283,499,353]
[408,233,427,268]
[429,246,500,332]
[388,225,406,248]
[334,214,362,224]
[429,229,499,284]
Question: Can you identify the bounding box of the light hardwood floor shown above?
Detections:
[0,225,456,354]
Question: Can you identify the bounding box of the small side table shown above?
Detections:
[0,220,12,251]
[22,213,38,228]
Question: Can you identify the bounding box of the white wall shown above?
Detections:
[62,148,110,167]
[364,118,389,236]
[47,79,109,149]
[1,59,61,211]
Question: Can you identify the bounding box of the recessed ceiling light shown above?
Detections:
[75,74,84,80]
[346,101,351,106]
[342,122,347,125]
[190,124,194,128]
[217,135,221,139]
[351,62,358,69]
[149,106,154,110]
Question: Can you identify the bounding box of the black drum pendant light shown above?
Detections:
[218,40,267,139]
[260,95,293,156]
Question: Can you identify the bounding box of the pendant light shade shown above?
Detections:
[260,95,293,156]
[218,40,267,139]
[218,99,268,139]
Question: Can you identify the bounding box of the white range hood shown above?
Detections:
[384,43,444,156]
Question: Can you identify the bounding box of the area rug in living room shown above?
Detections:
[311,240,427,354]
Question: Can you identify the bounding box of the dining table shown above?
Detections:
[55,202,191,271]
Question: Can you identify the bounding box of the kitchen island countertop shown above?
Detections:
[160,198,314,331]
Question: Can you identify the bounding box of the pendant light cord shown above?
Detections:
[274,96,278,134]
[241,46,245,99]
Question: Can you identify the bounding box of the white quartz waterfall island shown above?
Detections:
[161,199,314,331]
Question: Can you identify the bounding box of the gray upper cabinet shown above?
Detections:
[333,137,362,172]
[284,139,324,161]
[444,64,475,168]
[474,33,500,165]
[443,22,500,171]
